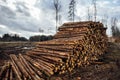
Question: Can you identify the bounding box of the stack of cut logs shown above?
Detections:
[0,21,108,80]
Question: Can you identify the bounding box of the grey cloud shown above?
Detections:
[0,1,39,33]
[0,5,16,19]
[0,0,120,38]
[15,2,30,16]
[1,0,7,2]
[35,0,54,11]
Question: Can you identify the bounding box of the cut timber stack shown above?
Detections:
[0,21,108,80]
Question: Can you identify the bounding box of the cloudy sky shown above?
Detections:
[0,0,120,38]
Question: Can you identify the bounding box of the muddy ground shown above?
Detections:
[0,42,120,80]
[0,42,36,67]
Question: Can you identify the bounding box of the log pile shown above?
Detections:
[0,21,108,79]
[0,54,45,80]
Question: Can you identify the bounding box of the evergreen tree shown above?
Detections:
[111,17,120,37]
[68,0,76,22]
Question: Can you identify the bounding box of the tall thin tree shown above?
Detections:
[101,14,108,28]
[39,28,44,41]
[111,17,120,37]
[58,14,62,25]
[53,0,61,33]
[87,7,91,21]
[68,0,76,22]
[92,0,97,22]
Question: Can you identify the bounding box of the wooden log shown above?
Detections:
[7,62,12,80]
[0,65,8,80]
[4,67,9,80]
[10,54,30,79]
[10,62,22,80]
[10,67,13,80]
[28,54,62,65]
[18,54,42,80]
[33,48,69,56]
[36,45,73,52]
[23,55,43,78]
[24,55,54,76]
[36,36,84,45]
[0,65,7,78]
[0,62,13,80]
[27,51,68,59]
[41,55,63,63]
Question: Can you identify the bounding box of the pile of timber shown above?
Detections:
[0,54,45,80]
[0,21,108,80]
[54,21,106,38]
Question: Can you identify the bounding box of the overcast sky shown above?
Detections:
[0,0,120,38]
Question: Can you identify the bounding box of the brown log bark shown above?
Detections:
[10,54,29,79]
[18,54,42,80]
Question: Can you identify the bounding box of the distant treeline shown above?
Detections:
[0,33,53,42]
[0,33,28,41]
[29,35,53,41]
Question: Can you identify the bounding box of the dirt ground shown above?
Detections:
[0,42,120,80]
[0,42,36,68]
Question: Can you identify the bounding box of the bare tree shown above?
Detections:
[87,7,91,21]
[92,0,97,22]
[58,14,62,25]
[101,14,108,27]
[111,17,120,37]
[53,0,61,33]
[39,28,44,41]
[68,0,76,22]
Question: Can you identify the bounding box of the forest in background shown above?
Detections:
[0,33,53,42]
